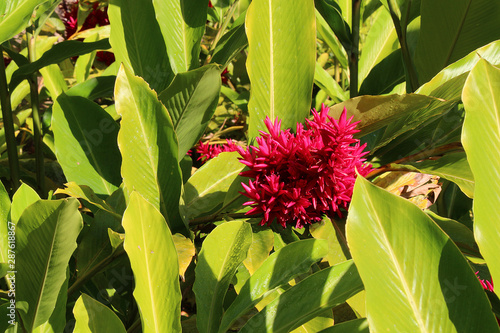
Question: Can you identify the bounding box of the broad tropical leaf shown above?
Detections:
[358,6,398,85]
[115,65,185,233]
[194,221,252,333]
[346,176,499,332]
[73,294,126,333]
[246,0,316,139]
[152,0,208,73]
[109,0,173,91]
[239,260,363,333]
[9,39,110,91]
[462,59,500,299]
[52,94,121,196]
[415,0,500,84]
[219,238,329,333]
[16,199,83,332]
[182,152,245,220]
[158,64,221,158]
[10,183,40,224]
[0,0,52,44]
[122,192,181,333]
[416,40,500,101]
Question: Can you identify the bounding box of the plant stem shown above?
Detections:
[68,247,126,296]
[0,45,21,191]
[349,0,361,98]
[386,0,419,92]
[26,29,46,196]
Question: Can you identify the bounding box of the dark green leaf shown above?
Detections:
[219,238,329,333]
[109,0,173,91]
[194,221,252,333]
[158,64,221,158]
[415,0,500,84]
[9,39,111,91]
[52,94,122,196]
[239,260,363,333]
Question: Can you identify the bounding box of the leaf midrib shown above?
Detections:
[443,0,472,69]
[138,207,160,332]
[31,202,64,331]
[364,183,428,332]
[125,77,167,216]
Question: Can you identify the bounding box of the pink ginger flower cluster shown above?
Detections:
[236,105,372,228]
[196,139,239,163]
[476,271,494,292]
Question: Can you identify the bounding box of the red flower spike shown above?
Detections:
[196,139,239,164]
[238,105,372,228]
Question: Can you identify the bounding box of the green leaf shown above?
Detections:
[246,0,316,139]
[310,217,349,266]
[73,294,127,333]
[9,39,111,91]
[425,211,478,256]
[152,0,208,73]
[328,94,454,148]
[172,233,195,280]
[54,182,119,217]
[33,272,69,333]
[0,181,11,266]
[314,0,351,52]
[123,192,182,332]
[400,152,474,198]
[193,220,252,333]
[415,0,500,84]
[76,210,120,278]
[317,318,369,333]
[65,76,116,101]
[462,59,500,299]
[11,183,40,224]
[219,238,329,333]
[242,227,274,275]
[359,49,405,95]
[115,65,185,233]
[211,22,248,69]
[315,9,348,69]
[182,152,245,220]
[109,0,174,92]
[16,199,83,332]
[314,62,348,104]
[416,40,500,101]
[373,104,464,164]
[52,94,121,196]
[39,64,68,100]
[0,0,45,44]
[74,33,99,83]
[358,6,398,86]
[239,260,363,333]
[346,176,499,332]
[292,314,334,333]
[157,64,222,158]
[0,302,17,332]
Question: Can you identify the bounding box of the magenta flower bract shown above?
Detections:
[476,271,494,292]
[236,105,372,228]
[196,139,239,164]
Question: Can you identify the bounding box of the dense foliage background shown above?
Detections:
[1,0,500,332]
